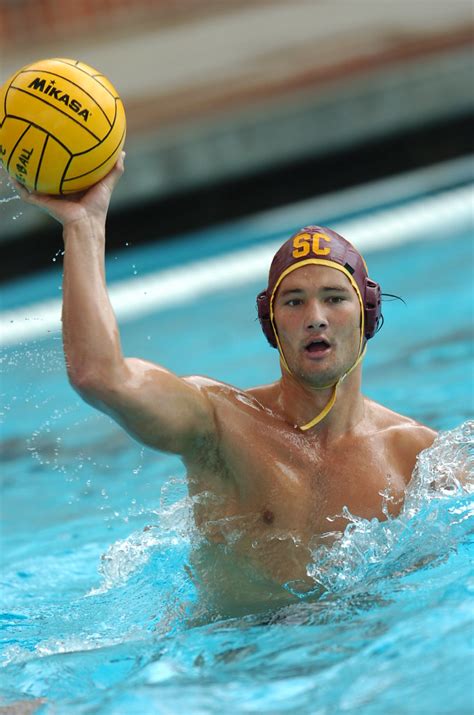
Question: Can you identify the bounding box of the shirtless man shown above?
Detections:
[16,156,437,619]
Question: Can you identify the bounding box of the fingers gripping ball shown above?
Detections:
[0,58,126,194]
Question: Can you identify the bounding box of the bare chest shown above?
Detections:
[186,426,407,595]
[241,439,403,530]
[189,413,407,538]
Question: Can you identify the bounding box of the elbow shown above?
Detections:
[67,365,108,405]
[66,359,126,410]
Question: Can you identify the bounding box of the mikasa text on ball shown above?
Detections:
[0,58,126,194]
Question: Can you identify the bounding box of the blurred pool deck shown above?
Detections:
[1,0,473,244]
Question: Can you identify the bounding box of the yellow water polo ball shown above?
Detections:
[0,57,126,195]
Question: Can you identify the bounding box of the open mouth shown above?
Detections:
[304,339,331,355]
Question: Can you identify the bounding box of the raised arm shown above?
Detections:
[14,157,216,455]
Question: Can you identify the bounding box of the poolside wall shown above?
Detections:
[1,0,473,268]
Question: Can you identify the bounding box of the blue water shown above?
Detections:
[1,187,473,714]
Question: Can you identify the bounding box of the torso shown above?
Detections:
[182,379,436,619]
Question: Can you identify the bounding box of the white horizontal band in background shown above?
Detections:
[1,182,472,348]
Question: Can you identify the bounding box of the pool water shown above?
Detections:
[1,165,473,714]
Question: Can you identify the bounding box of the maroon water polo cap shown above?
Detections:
[256,225,382,348]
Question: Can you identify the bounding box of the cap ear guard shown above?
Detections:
[257,290,278,347]
[363,278,382,339]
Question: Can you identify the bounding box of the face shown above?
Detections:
[273,264,362,387]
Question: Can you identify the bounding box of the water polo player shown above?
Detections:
[15,158,437,617]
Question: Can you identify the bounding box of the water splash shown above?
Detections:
[88,422,473,607]
[89,478,192,594]
[0,174,22,220]
[306,421,473,594]
[1,423,472,714]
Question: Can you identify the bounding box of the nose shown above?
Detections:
[304,299,328,331]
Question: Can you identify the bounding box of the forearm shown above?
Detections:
[62,216,124,389]
[12,155,127,395]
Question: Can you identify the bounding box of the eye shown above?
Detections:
[285,298,303,306]
[327,296,345,304]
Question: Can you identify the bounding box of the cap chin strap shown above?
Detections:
[299,382,338,431]
[269,259,366,431]
[297,345,366,430]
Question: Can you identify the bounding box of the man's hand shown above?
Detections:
[9,151,125,229]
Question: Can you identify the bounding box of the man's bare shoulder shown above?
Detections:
[245,382,280,408]
[363,400,437,484]
[183,375,267,411]
[183,375,229,390]
[183,375,246,397]
[185,376,278,404]
[366,398,437,451]
[183,377,284,433]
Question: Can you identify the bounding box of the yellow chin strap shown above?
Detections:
[269,259,366,431]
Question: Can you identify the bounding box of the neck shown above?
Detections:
[278,365,365,439]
